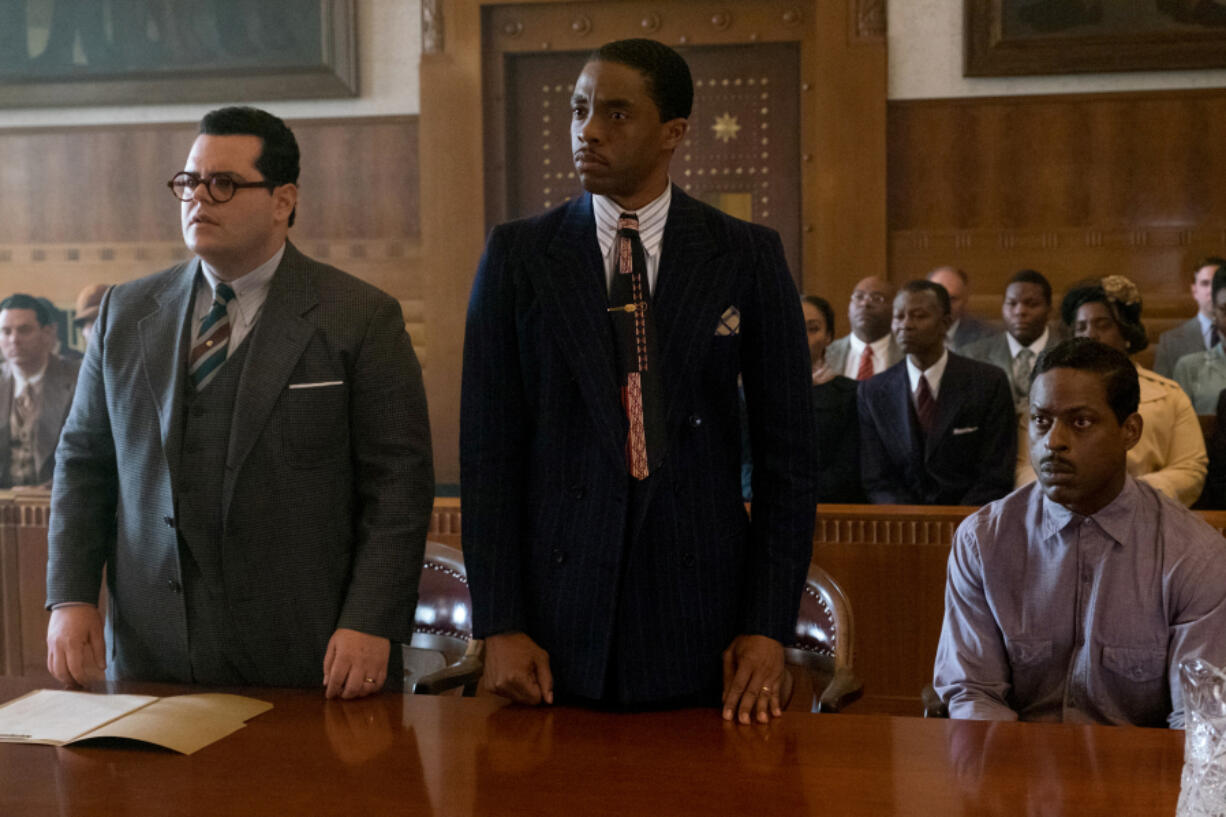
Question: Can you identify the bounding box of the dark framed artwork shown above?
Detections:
[0,0,357,108]
[966,0,1226,76]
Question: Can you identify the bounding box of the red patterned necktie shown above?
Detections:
[856,345,874,380]
[916,373,937,436]
[608,212,664,480]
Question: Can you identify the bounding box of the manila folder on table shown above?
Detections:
[0,689,272,754]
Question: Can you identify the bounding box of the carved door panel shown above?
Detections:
[500,43,802,281]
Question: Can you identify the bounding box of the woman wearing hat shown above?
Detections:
[1057,275,1207,506]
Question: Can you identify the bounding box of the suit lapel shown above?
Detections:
[532,197,626,468]
[138,261,197,491]
[886,364,925,465]
[222,243,318,516]
[925,355,968,457]
[652,188,733,436]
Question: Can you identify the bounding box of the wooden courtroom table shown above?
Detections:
[0,677,1185,816]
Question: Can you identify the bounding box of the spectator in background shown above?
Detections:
[1057,276,1206,507]
[802,295,863,503]
[1153,257,1225,378]
[0,294,80,488]
[927,266,993,353]
[963,269,1064,416]
[858,280,1015,505]
[1174,265,1226,414]
[73,283,109,347]
[824,276,901,380]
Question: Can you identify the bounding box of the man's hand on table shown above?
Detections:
[323,628,390,699]
[481,632,554,705]
[46,605,106,686]
[722,634,789,724]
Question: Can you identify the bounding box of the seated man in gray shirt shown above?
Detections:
[933,337,1226,727]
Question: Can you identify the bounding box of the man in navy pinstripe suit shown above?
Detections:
[461,40,817,722]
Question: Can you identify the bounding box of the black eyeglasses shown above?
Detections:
[167,171,278,203]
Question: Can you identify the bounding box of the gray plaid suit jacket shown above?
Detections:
[47,242,434,686]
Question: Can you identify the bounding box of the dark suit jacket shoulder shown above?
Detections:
[1155,317,1208,379]
[858,352,1016,506]
[461,189,817,702]
[812,376,863,503]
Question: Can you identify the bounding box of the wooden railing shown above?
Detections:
[6,492,1225,712]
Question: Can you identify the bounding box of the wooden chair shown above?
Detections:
[785,563,864,713]
[406,541,483,695]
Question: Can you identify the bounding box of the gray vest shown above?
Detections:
[175,339,255,684]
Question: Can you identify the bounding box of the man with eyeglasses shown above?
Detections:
[45,106,434,699]
[823,276,902,381]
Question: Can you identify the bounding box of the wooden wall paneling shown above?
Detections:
[888,89,1226,339]
[0,117,424,364]
[0,501,17,676]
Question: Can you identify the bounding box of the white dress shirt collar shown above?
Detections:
[905,349,950,400]
[196,243,284,352]
[11,362,46,398]
[846,332,893,378]
[593,185,671,294]
[1006,326,1048,359]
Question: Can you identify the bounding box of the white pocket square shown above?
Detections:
[288,380,344,390]
[952,426,979,436]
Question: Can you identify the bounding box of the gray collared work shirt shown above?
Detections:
[934,476,1226,727]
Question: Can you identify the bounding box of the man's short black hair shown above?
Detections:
[0,294,52,326]
[199,106,300,226]
[803,294,836,336]
[1212,264,1226,303]
[899,279,952,316]
[1007,268,1052,305]
[589,39,693,122]
[1193,255,1226,282]
[1032,337,1140,424]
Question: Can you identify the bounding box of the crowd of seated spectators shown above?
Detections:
[764,257,1226,510]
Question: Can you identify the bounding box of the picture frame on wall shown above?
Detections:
[966,0,1226,77]
[0,0,357,108]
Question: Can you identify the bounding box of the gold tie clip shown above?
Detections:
[607,302,645,313]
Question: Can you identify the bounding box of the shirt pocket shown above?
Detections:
[1101,645,1166,683]
[281,382,348,468]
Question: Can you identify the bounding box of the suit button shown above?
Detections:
[682,552,696,567]
[688,414,703,428]
[163,515,175,528]
[552,549,566,565]
[568,483,585,499]
[167,579,182,594]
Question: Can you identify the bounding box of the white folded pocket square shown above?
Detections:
[952,426,979,435]
[288,380,344,390]
[715,305,741,336]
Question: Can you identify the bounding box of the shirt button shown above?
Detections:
[688,414,703,428]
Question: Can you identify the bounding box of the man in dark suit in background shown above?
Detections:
[462,39,817,724]
[927,266,993,353]
[0,294,80,488]
[859,279,1016,505]
[1154,257,1225,378]
[46,107,434,698]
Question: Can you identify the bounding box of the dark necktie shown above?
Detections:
[190,282,236,390]
[916,373,937,436]
[608,213,664,480]
[1211,327,1220,349]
